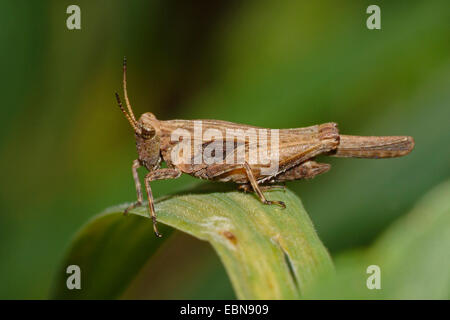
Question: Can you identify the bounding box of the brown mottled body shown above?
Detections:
[115,58,415,237]
[145,117,339,184]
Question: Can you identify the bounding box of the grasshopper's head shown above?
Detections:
[135,113,161,170]
[115,58,161,170]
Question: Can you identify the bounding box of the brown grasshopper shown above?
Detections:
[115,58,414,237]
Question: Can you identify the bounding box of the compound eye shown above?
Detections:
[141,126,155,139]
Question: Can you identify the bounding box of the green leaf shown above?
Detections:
[306,179,450,299]
[51,189,333,299]
[50,210,174,299]
[371,179,450,299]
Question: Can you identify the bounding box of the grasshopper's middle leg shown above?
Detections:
[238,184,285,193]
[124,159,144,215]
[243,162,286,208]
[144,168,182,237]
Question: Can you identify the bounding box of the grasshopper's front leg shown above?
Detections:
[144,168,182,237]
[124,159,144,215]
[243,162,286,209]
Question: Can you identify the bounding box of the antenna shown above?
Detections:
[115,92,139,133]
[123,57,137,123]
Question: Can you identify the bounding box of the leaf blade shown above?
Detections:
[52,189,333,299]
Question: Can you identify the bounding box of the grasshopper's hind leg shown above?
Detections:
[275,160,331,182]
[243,162,286,209]
[144,168,182,237]
[124,159,144,215]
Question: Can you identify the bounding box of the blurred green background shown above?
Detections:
[1,0,449,299]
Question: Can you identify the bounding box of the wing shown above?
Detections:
[151,119,339,183]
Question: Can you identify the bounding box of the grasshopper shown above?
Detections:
[115,58,414,237]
